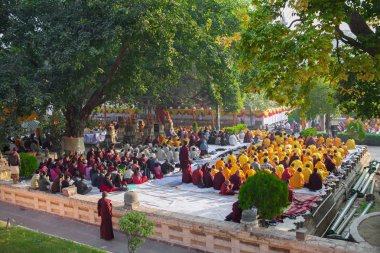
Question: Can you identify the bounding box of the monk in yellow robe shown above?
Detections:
[246,168,256,178]
[275,164,284,179]
[227,153,237,164]
[238,153,249,166]
[222,167,231,180]
[333,137,342,147]
[302,165,312,184]
[346,139,356,150]
[289,168,305,189]
[215,159,225,171]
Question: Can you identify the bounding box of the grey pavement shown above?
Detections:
[368,146,380,161]
[0,201,197,253]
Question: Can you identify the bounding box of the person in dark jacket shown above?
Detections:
[161,160,175,174]
[75,174,92,195]
[62,175,71,189]
[38,171,50,191]
[51,173,64,193]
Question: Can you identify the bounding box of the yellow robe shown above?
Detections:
[215,160,225,170]
[246,169,256,178]
[227,154,237,164]
[289,171,305,189]
[302,167,312,183]
[238,154,249,166]
[223,167,231,180]
[275,165,284,179]
[346,139,356,150]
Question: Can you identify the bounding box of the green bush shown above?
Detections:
[345,122,366,141]
[192,122,199,133]
[119,211,155,253]
[19,153,38,178]
[300,128,318,137]
[238,171,288,222]
[338,132,380,146]
[224,124,247,134]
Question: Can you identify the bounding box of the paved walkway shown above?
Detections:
[368,146,380,161]
[0,202,197,253]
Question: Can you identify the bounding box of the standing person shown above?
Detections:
[8,148,21,184]
[97,192,114,240]
[179,141,192,183]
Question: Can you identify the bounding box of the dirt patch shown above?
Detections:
[358,216,380,247]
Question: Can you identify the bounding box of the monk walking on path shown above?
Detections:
[97,192,114,240]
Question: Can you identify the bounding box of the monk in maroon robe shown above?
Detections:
[308,168,323,191]
[324,154,336,173]
[97,192,114,240]
[229,170,242,191]
[213,168,225,190]
[180,141,192,183]
[192,166,203,185]
[225,201,242,223]
[203,168,214,188]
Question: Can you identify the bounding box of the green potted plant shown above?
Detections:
[119,211,155,253]
[238,171,289,226]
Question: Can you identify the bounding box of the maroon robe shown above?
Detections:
[97,197,114,240]
[288,185,294,202]
[203,171,214,188]
[281,168,292,182]
[213,172,225,190]
[180,145,192,183]
[192,168,203,185]
[324,155,336,173]
[308,172,323,191]
[220,182,235,195]
[225,201,242,223]
[229,174,242,191]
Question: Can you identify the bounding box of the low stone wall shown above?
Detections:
[0,184,375,253]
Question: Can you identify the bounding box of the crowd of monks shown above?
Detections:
[179,130,357,201]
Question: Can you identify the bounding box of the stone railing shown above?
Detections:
[0,184,375,253]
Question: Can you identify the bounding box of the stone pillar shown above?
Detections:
[124,191,140,210]
[241,208,258,232]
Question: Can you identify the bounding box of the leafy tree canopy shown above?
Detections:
[238,0,379,118]
[0,0,250,140]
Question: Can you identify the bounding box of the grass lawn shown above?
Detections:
[0,226,105,253]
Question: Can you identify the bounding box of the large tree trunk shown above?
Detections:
[62,105,87,154]
[325,114,332,136]
[216,103,221,131]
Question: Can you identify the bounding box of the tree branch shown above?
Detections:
[80,42,129,118]
[334,25,369,54]
[287,18,302,28]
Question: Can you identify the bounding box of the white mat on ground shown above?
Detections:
[85,180,237,221]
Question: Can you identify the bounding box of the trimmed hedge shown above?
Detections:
[300,128,318,137]
[224,124,247,134]
[19,153,38,178]
[337,132,380,146]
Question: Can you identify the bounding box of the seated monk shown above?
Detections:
[225,201,242,223]
[281,167,292,182]
[222,166,231,180]
[246,167,256,178]
[302,164,312,185]
[211,165,219,176]
[346,139,355,150]
[213,168,226,190]
[203,168,214,188]
[308,168,323,191]
[192,166,203,186]
[275,164,284,179]
[229,170,243,191]
[220,180,235,195]
[324,154,336,173]
[289,168,305,189]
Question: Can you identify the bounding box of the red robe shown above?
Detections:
[220,183,235,195]
[203,171,214,188]
[281,168,292,182]
[213,172,225,190]
[180,145,192,183]
[229,174,242,191]
[97,197,114,240]
[225,201,242,223]
[192,168,203,185]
